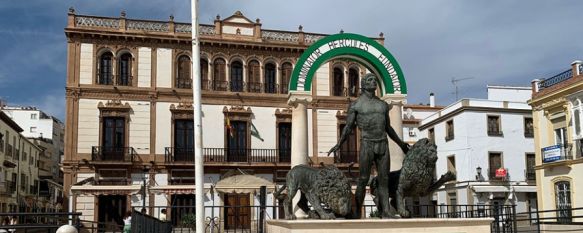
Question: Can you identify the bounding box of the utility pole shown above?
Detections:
[451,77,474,100]
[191,0,204,232]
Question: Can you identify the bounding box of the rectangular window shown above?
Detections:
[489,152,503,180]
[555,181,572,223]
[31,113,37,119]
[487,115,502,136]
[446,120,454,141]
[278,122,292,163]
[428,128,435,144]
[101,117,126,161]
[526,153,535,181]
[174,119,194,162]
[20,173,26,191]
[338,124,358,163]
[227,120,248,162]
[524,117,534,137]
[447,192,458,216]
[447,155,456,178]
[22,152,27,161]
[555,127,567,145]
[0,133,4,153]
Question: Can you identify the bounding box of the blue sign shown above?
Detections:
[543,145,562,163]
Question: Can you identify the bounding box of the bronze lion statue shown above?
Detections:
[370,138,456,218]
[275,164,352,220]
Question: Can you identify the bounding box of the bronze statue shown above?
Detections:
[274,164,352,220]
[328,73,409,219]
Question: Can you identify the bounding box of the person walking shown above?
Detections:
[159,209,167,221]
[123,211,132,233]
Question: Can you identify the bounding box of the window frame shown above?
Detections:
[175,55,192,89]
[445,120,455,141]
[487,115,503,136]
[97,51,114,85]
[524,117,534,138]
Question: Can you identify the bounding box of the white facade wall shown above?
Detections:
[77,99,100,154]
[137,47,152,88]
[315,63,330,96]
[127,101,151,154]
[155,102,172,154]
[79,43,93,85]
[316,109,337,157]
[487,86,531,102]
[156,48,172,88]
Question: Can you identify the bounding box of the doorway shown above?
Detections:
[224,193,251,230]
[97,195,127,232]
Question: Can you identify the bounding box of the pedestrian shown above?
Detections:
[0,217,9,233]
[159,209,167,221]
[123,211,132,233]
[8,217,16,233]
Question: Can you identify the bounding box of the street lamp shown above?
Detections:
[142,165,150,212]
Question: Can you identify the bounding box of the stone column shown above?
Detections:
[381,94,406,171]
[287,91,312,218]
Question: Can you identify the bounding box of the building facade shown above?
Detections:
[1,106,65,211]
[0,111,43,213]
[529,61,583,223]
[419,86,536,214]
[63,9,410,228]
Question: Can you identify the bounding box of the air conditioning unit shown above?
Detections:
[409,131,416,137]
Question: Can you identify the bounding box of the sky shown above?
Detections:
[2,0,583,121]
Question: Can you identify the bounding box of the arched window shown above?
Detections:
[230,61,243,92]
[247,60,261,93]
[98,52,113,85]
[201,59,209,90]
[348,68,359,97]
[332,67,344,96]
[264,63,277,94]
[176,55,191,89]
[555,181,572,223]
[117,53,132,86]
[213,58,227,91]
[281,63,292,94]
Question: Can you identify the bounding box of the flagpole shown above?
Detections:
[191,0,204,232]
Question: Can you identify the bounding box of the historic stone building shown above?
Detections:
[529,61,583,223]
[63,8,411,228]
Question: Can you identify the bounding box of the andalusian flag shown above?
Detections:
[251,123,264,142]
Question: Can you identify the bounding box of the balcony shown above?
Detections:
[198,80,289,94]
[91,146,136,162]
[164,147,291,163]
[525,169,536,181]
[542,144,573,163]
[538,69,574,91]
[1,181,16,195]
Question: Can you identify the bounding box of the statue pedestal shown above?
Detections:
[266,218,493,233]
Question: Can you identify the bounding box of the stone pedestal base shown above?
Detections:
[266,218,493,233]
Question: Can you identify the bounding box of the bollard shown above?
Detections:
[56,225,78,233]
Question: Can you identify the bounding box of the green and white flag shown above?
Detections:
[251,123,264,142]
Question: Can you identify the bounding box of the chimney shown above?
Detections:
[531,79,540,94]
[429,93,435,107]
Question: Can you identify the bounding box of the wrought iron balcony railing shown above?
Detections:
[164,147,291,163]
[541,143,573,163]
[525,169,536,181]
[91,146,136,162]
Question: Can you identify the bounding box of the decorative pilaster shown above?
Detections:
[381,94,407,171]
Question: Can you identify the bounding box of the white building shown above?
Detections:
[1,106,65,183]
[419,86,536,214]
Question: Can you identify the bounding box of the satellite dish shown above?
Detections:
[405,108,413,119]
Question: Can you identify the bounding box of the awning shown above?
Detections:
[150,184,212,195]
[71,185,141,196]
[214,175,275,194]
[471,185,536,193]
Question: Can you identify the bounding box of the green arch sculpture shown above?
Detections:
[289,33,406,95]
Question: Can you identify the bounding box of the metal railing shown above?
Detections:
[131,210,172,233]
[0,212,82,233]
[541,143,572,163]
[515,207,583,233]
[538,69,573,91]
[165,147,291,163]
[525,169,536,181]
[91,146,136,162]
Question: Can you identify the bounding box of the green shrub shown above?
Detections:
[181,213,196,229]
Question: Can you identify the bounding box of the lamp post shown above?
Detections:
[475,166,483,181]
[142,165,150,212]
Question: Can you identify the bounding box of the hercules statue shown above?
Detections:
[328,73,409,219]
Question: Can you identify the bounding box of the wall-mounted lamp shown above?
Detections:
[475,166,484,182]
